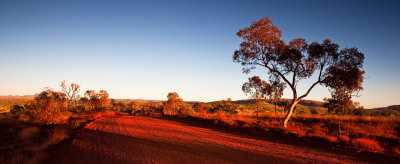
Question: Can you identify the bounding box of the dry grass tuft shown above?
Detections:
[9,153,28,164]
[351,138,382,152]
[33,127,69,151]
[25,152,48,164]
[18,114,31,122]
[323,135,338,143]
[339,135,350,143]
[47,127,69,145]
[393,146,400,156]
[19,127,40,140]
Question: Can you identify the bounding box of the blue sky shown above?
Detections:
[0,0,399,108]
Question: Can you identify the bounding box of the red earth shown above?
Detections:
[47,116,398,164]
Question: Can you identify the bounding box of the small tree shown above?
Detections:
[61,80,80,110]
[233,17,365,127]
[163,92,184,115]
[268,78,286,115]
[84,90,110,111]
[242,76,273,120]
[130,101,142,115]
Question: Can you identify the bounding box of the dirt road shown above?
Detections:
[47,116,397,164]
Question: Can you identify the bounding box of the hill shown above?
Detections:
[0,95,34,99]
[370,105,400,111]
[112,99,201,104]
[217,99,325,107]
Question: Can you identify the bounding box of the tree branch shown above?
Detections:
[263,64,294,91]
[292,64,298,88]
[298,65,324,100]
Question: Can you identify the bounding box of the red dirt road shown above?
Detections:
[47,116,397,164]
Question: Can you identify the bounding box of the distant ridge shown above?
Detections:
[0,95,34,99]
[370,105,400,111]
[115,98,325,107]
[7,95,394,110]
[112,99,201,104]
[211,99,325,107]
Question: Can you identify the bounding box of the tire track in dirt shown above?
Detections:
[47,116,395,164]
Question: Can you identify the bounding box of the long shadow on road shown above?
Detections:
[47,122,297,164]
[47,115,399,164]
[155,115,400,164]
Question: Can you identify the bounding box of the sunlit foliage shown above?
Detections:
[163,92,184,115]
[30,88,69,124]
[82,90,110,111]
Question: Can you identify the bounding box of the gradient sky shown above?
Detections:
[0,0,399,108]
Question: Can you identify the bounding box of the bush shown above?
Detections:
[10,105,29,115]
[339,135,350,142]
[30,89,70,124]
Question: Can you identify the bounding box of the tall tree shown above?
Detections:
[233,17,365,127]
[324,48,365,137]
[61,80,80,110]
[242,76,273,120]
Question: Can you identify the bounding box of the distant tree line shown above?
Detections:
[6,83,398,126]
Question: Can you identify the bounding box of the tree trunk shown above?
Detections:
[282,100,299,128]
[256,99,259,121]
[338,112,341,139]
[67,100,72,111]
[338,106,344,140]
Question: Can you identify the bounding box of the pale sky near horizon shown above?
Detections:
[0,0,399,108]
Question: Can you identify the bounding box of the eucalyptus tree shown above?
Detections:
[233,17,365,127]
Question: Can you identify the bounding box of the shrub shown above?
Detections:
[351,138,382,152]
[179,104,194,116]
[30,89,70,124]
[11,105,28,115]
